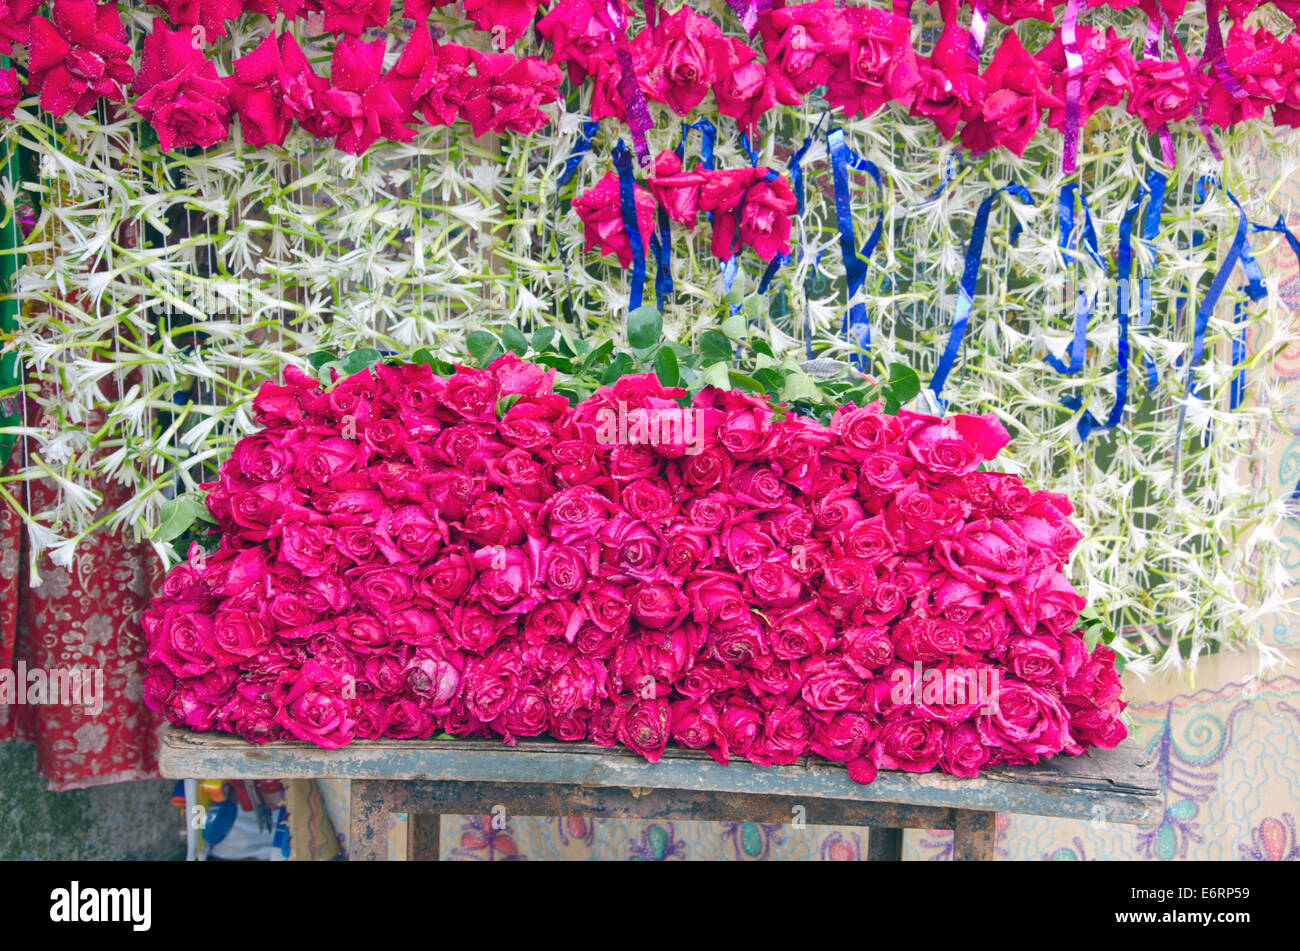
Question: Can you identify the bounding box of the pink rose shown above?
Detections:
[573,172,657,269]
[825,7,921,119]
[272,660,357,749]
[874,717,946,772]
[647,150,709,230]
[615,697,672,762]
[319,36,416,155]
[908,22,986,139]
[708,36,800,133]
[462,0,540,49]
[762,0,849,95]
[1127,57,1210,134]
[131,22,230,152]
[640,6,721,115]
[460,50,563,138]
[27,0,134,117]
[0,66,22,118]
[977,678,1076,764]
[699,167,798,262]
[322,0,391,35]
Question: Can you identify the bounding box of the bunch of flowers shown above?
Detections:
[141,352,1127,783]
[535,0,1300,148]
[5,0,1300,153]
[2,3,564,151]
[574,152,798,266]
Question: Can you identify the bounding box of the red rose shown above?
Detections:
[573,171,657,269]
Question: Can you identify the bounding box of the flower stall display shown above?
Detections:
[142,346,1127,782]
[2,0,1296,720]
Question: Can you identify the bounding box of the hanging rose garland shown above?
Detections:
[1,1,1300,158]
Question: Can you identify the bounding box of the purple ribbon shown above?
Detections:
[616,48,654,167]
[1155,5,1223,162]
[1203,0,1249,102]
[966,0,989,64]
[725,0,759,34]
[598,2,654,168]
[1142,17,1178,166]
[1061,0,1083,175]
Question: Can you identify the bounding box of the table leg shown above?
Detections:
[407,813,441,861]
[348,779,393,861]
[867,827,904,861]
[951,810,997,861]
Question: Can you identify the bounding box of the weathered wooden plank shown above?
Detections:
[160,727,1161,824]
[952,811,997,861]
[349,779,398,862]
[866,827,904,861]
[406,812,440,862]
[369,781,963,829]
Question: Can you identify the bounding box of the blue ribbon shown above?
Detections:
[645,119,719,312]
[613,140,648,311]
[1171,177,1261,481]
[929,181,1033,405]
[786,119,824,358]
[1046,183,1107,376]
[1136,171,1167,393]
[913,153,961,208]
[557,119,601,188]
[828,126,884,368]
[1067,173,1166,439]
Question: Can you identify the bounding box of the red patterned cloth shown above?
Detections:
[0,442,165,790]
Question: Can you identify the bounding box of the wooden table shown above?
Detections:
[159,726,1160,861]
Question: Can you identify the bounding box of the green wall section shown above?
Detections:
[0,741,182,860]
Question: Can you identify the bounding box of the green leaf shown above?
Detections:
[743,294,768,328]
[1082,625,1103,652]
[883,395,901,416]
[886,362,921,403]
[699,329,732,365]
[752,367,784,392]
[411,348,436,366]
[601,351,635,384]
[724,282,743,311]
[583,339,615,370]
[152,495,204,543]
[751,338,774,358]
[306,350,335,370]
[627,305,663,349]
[779,371,824,404]
[532,353,573,373]
[465,330,499,365]
[699,362,731,390]
[315,360,343,384]
[654,346,680,388]
[531,327,555,352]
[497,392,523,416]
[721,311,747,342]
[727,370,765,393]
[555,383,593,404]
[340,347,382,375]
[502,325,529,355]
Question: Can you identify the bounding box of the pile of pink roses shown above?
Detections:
[141,353,1127,783]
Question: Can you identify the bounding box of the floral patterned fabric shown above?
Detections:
[0,443,164,790]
